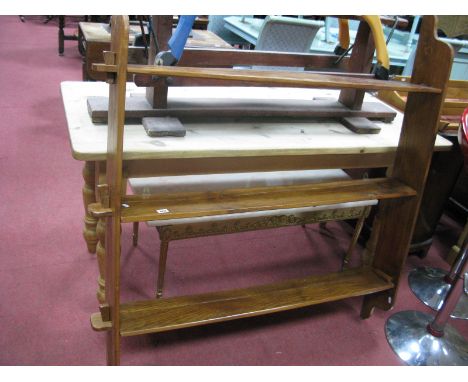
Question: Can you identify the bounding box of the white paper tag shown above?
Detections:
[156,208,170,214]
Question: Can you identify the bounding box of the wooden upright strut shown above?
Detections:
[102,15,129,366]
[94,16,453,365]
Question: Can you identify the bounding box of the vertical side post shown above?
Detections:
[338,19,375,110]
[145,15,173,109]
[104,15,129,366]
[361,16,454,317]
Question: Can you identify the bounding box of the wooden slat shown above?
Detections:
[178,49,350,69]
[146,16,172,109]
[338,21,375,110]
[128,65,441,94]
[87,95,397,123]
[92,63,442,94]
[122,153,398,178]
[133,71,375,87]
[119,178,416,223]
[113,267,393,336]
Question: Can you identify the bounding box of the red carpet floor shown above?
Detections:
[0,15,466,366]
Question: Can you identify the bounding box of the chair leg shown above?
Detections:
[58,16,65,55]
[156,240,169,298]
[132,222,139,246]
[342,207,370,269]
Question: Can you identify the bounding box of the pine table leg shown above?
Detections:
[82,161,99,253]
[96,165,108,303]
[95,168,127,305]
[96,218,107,303]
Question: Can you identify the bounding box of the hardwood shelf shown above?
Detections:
[86,16,454,365]
[91,267,393,336]
[93,63,442,93]
[114,177,416,223]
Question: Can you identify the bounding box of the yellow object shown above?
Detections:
[361,15,390,70]
[337,16,390,71]
[338,18,350,50]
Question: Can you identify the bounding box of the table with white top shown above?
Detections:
[61,80,451,302]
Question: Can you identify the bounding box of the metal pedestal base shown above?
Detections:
[409,267,468,319]
[385,310,468,365]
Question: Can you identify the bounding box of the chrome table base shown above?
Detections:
[408,267,468,319]
[385,310,468,365]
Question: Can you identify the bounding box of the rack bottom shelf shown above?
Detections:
[91,267,393,336]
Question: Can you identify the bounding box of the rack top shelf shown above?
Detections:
[93,63,442,94]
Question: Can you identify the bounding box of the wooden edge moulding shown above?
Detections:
[89,15,453,365]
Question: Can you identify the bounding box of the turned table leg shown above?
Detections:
[82,161,99,253]
[95,164,107,303]
[94,166,127,304]
[96,218,107,303]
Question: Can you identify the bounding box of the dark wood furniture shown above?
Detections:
[75,15,452,365]
[58,16,79,56]
[78,21,232,81]
[92,15,452,364]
